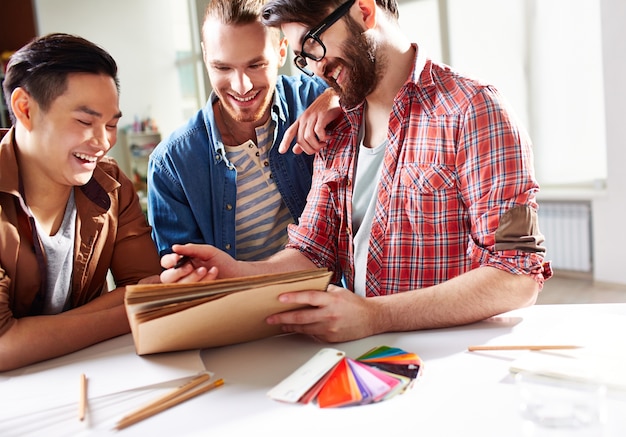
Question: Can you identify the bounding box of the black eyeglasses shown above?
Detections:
[294,0,356,76]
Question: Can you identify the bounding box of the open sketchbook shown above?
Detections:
[125,268,333,355]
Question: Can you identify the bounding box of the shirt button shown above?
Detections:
[248,144,253,148]
[346,179,352,187]
[269,173,274,179]
[225,243,231,250]
[263,161,269,167]
[226,204,233,210]
[256,151,260,157]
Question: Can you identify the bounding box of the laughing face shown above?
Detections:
[283,15,382,109]
[20,72,121,189]
[202,18,287,126]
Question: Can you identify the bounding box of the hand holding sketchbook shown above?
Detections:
[125,268,332,355]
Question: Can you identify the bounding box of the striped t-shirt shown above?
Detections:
[224,118,293,260]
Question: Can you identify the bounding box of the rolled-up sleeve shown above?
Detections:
[458,86,551,286]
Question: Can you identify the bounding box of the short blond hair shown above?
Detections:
[204,0,281,45]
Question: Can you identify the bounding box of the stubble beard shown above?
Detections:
[220,89,272,124]
[330,18,384,110]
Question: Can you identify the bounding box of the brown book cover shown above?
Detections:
[125,269,333,355]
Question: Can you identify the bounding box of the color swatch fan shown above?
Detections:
[268,346,422,408]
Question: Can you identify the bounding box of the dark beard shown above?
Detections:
[329,18,383,109]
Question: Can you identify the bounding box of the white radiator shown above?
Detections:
[537,201,592,273]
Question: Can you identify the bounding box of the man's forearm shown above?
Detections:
[66,287,126,315]
[371,266,539,333]
[238,248,319,277]
[0,305,129,371]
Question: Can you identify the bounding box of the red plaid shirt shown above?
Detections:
[287,46,551,297]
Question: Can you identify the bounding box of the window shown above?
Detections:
[171,0,207,120]
[398,0,606,188]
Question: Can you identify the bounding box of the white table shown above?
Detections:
[2,303,626,436]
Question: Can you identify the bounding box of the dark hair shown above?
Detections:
[2,33,119,124]
[261,0,399,29]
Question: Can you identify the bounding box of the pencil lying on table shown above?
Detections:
[79,373,87,421]
[115,373,224,430]
[467,345,582,352]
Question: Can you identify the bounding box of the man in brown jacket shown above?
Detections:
[0,33,162,371]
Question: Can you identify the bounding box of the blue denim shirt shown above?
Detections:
[147,74,328,257]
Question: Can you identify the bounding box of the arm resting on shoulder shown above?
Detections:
[279,88,342,155]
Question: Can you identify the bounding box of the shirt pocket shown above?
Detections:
[398,163,462,236]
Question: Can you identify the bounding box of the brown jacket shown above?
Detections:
[0,128,162,336]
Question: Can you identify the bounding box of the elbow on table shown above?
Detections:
[0,323,20,372]
[515,275,540,309]
[0,343,23,372]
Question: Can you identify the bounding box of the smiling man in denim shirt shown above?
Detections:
[148,0,339,260]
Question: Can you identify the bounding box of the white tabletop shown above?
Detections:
[2,303,626,436]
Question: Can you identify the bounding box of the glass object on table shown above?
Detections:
[515,371,607,436]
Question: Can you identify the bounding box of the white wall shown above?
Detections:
[592,0,626,285]
[397,0,444,63]
[445,0,530,131]
[526,0,606,187]
[34,0,189,175]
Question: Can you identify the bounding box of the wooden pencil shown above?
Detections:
[467,345,582,352]
[79,373,87,421]
[129,372,211,409]
[115,375,223,430]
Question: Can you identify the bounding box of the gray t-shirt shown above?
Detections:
[34,190,76,315]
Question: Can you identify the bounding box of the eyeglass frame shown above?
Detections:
[293,0,356,76]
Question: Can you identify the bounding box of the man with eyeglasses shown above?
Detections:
[160,0,552,343]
